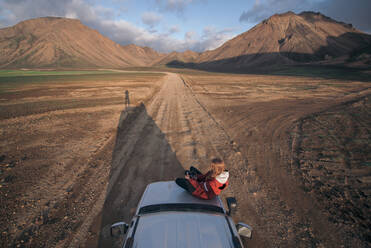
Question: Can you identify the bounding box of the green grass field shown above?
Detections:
[0,70,120,77]
[0,70,165,93]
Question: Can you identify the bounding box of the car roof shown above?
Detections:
[132,212,236,248]
[135,181,225,215]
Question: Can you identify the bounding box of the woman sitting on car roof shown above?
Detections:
[175,158,229,200]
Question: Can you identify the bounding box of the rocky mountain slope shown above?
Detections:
[121,44,165,67]
[186,11,371,69]
[0,17,160,68]
[152,50,199,66]
[1,12,370,69]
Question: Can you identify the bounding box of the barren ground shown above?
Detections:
[0,70,370,248]
[182,72,371,247]
[0,71,165,247]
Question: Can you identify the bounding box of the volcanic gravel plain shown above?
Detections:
[0,69,370,248]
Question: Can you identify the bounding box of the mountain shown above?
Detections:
[0,17,160,68]
[187,11,371,69]
[153,50,200,66]
[121,44,165,66]
[1,13,370,70]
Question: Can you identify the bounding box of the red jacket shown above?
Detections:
[188,170,229,200]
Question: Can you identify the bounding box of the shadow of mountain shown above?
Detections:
[166,32,371,82]
[91,103,185,247]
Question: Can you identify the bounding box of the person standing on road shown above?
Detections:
[175,158,229,200]
[125,90,130,107]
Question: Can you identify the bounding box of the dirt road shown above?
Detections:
[91,72,370,248]
[2,72,369,247]
[53,73,371,247]
[80,73,248,247]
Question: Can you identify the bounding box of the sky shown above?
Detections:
[0,0,370,53]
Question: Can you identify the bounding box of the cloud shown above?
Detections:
[0,0,114,26]
[317,0,371,33]
[155,0,206,14]
[141,11,162,28]
[181,26,236,52]
[155,0,191,13]
[239,0,310,23]
[168,25,180,34]
[198,26,236,51]
[239,0,371,33]
[185,30,197,41]
[0,0,235,52]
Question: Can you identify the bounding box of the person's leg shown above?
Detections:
[175,178,196,193]
[190,166,202,175]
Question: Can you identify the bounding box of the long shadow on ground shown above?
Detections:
[92,103,185,247]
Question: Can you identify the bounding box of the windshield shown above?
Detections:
[138,203,224,215]
[132,212,236,248]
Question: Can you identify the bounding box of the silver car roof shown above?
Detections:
[135,181,225,215]
[132,212,236,248]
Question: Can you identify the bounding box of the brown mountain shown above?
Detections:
[0,17,160,68]
[1,13,370,69]
[153,50,200,66]
[188,11,371,69]
[121,44,165,66]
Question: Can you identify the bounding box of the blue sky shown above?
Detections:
[119,0,252,39]
[0,0,370,53]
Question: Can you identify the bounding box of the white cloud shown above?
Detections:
[141,11,162,28]
[178,27,235,52]
[154,0,206,14]
[198,26,236,51]
[0,0,235,53]
[156,0,192,12]
[185,31,197,41]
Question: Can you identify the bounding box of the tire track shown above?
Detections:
[90,73,248,247]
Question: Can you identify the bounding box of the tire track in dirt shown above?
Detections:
[56,72,330,248]
[165,74,303,247]
[181,76,371,247]
[179,76,306,247]
[77,73,249,247]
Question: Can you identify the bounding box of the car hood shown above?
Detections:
[132,212,235,248]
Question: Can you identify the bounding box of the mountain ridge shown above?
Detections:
[188,11,371,69]
[1,12,370,69]
[0,17,160,68]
